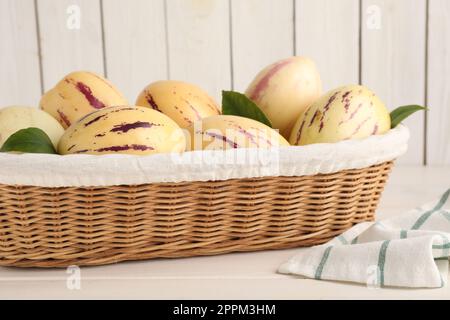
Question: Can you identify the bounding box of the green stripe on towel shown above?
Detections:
[442,235,450,257]
[351,236,359,244]
[440,211,450,223]
[411,189,450,230]
[432,243,450,249]
[400,230,407,239]
[337,235,348,244]
[315,246,333,280]
[377,240,390,287]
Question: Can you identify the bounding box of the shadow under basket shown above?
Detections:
[0,161,393,268]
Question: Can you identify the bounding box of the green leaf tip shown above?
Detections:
[221,90,272,128]
[390,105,427,128]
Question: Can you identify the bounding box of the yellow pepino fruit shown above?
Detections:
[186,115,289,151]
[289,85,391,146]
[58,106,186,155]
[40,71,128,128]
[135,80,221,128]
[0,106,64,149]
[245,56,322,138]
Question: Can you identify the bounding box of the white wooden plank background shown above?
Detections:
[427,0,450,165]
[296,0,360,91]
[231,0,293,92]
[37,0,104,91]
[1,0,449,166]
[0,0,42,107]
[102,0,168,103]
[166,0,231,102]
[361,0,427,165]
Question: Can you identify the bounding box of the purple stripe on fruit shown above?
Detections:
[309,110,320,127]
[183,99,202,120]
[95,144,155,152]
[294,106,312,144]
[341,91,351,103]
[349,103,363,120]
[75,81,106,109]
[237,128,259,147]
[248,59,292,101]
[146,93,162,112]
[57,109,71,127]
[372,124,379,135]
[74,149,89,154]
[318,92,339,132]
[84,114,107,127]
[350,116,371,136]
[204,131,238,149]
[339,103,363,126]
[295,119,306,145]
[252,127,274,146]
[110,121,159,133]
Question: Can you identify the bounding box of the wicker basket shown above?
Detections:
[0,160,393,268]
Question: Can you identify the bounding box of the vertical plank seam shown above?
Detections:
[99,0,108,78]
[34,0,44,95]
[228,0,234,90]
[358,0,363,85]
[424,0,430,166]
[293,0,297,56]
[163,0,171,80]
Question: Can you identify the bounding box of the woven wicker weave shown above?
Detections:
[0,161,393,268]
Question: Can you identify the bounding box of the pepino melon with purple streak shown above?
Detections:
[135,80,221,128]
[58,106,186,155]
[245,56,322,139]
[186,115,289,151]
[40,71,128,129]
[289,85,391,146]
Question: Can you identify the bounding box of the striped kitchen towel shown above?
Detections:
[278,188,450,288]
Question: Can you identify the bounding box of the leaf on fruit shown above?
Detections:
[390,105,427,128]
[222,91,272,128]
[0,127,57,154]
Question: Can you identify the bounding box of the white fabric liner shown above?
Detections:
[0,125,409,188]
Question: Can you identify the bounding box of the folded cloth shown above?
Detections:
[278,189,450,288]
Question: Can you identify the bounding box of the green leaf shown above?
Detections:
[0,127,57,154]
[222,90,272,127]
[390,105,427,128]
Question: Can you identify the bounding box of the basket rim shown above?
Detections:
[0,125,408,188]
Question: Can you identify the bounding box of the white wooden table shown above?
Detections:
[1,165,449,300]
